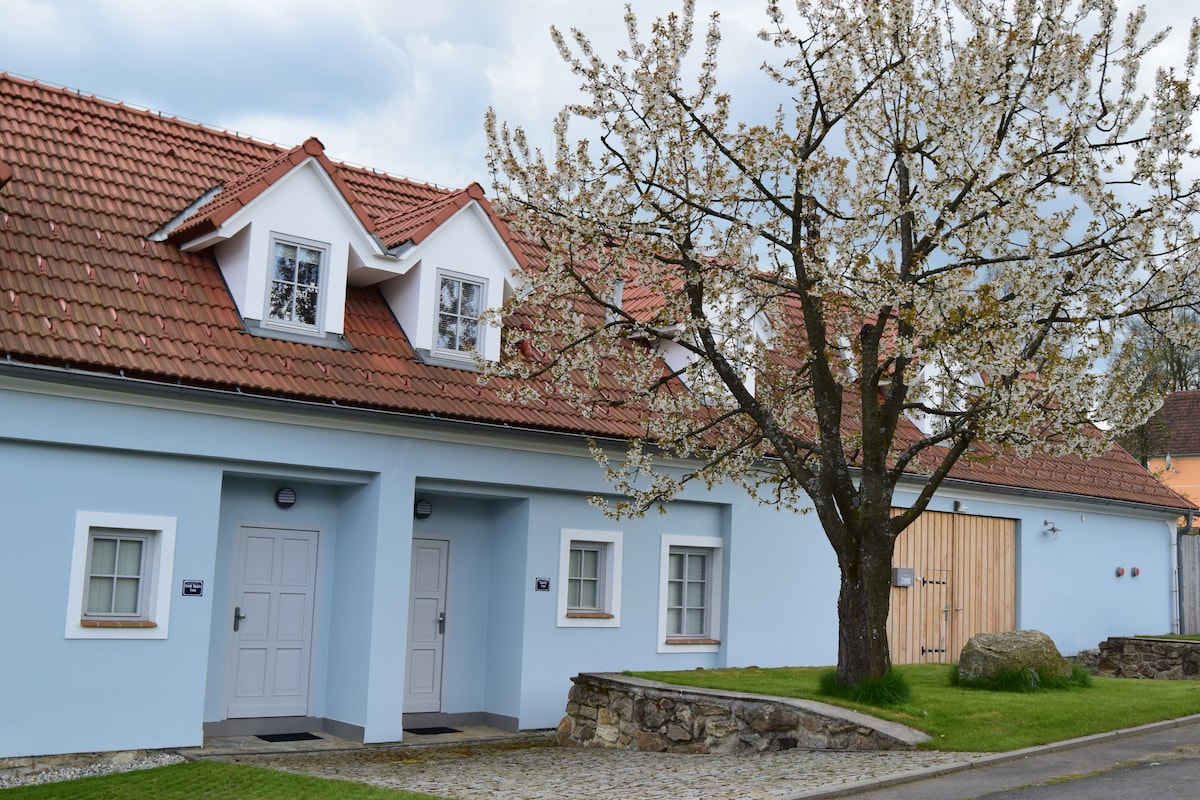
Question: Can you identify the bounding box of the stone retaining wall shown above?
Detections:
[557,673,929,754]
[1096,637,1200,679]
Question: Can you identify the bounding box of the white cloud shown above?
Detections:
[2,0,1195,191]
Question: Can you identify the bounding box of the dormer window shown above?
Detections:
[268,236,327,331]
[436,272,485,357]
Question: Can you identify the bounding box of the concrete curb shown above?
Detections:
[783,713,1200,799]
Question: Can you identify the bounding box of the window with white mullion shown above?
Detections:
[667,548,708,637]
[268,239,324,329]
[557,529,622,627]
[67,512,176,639]
[436,274,483,354]
[85,529,147,616]
[657,534,721,651]
[568,544,603,610]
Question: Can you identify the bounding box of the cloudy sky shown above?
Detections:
[1,1,1194,190]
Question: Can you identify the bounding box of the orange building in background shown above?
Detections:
[1144,391,1200,507]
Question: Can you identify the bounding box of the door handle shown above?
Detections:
[437,611,446,635]
[233,606,247,632]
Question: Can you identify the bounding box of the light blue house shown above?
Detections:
[0,74,1190,759]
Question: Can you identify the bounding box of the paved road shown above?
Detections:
[820,716,1200,800]
[984,758,1200,799]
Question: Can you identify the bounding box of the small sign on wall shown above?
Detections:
[182,580,204,597]
[535,577,550,591]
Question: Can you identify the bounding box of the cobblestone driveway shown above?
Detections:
[215,738,974,799]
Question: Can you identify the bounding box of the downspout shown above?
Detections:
[1178,511,1194,635]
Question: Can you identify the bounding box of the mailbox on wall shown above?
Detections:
[892,567,915,587]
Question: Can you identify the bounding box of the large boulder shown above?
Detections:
[957,630,1072,685]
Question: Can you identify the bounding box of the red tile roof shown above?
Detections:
[1151,390,1200,456]
[165,136,376,243]
[0,73,1190,511]
[372,182,532,271]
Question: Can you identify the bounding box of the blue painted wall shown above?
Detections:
[0,438,222,756]
[0,377,1183,756]
[899,488,1177,656]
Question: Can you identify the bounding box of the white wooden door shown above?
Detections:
[227,526,318,718]
[404,539,449,713]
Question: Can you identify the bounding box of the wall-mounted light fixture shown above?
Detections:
[1131,567,1141,577]
[953,500,969,514]
[275,487,297,509]
[1043,520,1060,539]
[414,498,433,519]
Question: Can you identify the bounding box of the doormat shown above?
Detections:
[404,726,461,735]
[256,732,323,743]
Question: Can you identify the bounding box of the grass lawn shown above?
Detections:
[0,761,443,799]
[632,663,1200,752]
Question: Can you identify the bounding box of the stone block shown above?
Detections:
[666,723,692,741]
[596,723,620,744]
[555,715,575,746]
[742,703,800,733]
[674,703,695,733]
[702,717,739,739]
[635,730,668,752]
[640,704,667,729]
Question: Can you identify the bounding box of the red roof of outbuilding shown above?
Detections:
[0,73,1190,511]
[1148,390,1200,456]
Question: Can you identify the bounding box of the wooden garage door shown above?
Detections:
[887,511,1016,664]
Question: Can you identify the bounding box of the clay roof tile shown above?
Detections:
[0,73,1190,512]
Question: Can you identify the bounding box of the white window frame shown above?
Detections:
[657,534,723,653]
[557,529,622,628]
[434,270,487,359]
[65,511,176,639]
[264,233,328,333]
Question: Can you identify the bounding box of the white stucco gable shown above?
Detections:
[169,156,398,343]
[164,149,517,364]
[375,202,520,365]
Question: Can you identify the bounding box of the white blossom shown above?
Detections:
[486,0,1200,683]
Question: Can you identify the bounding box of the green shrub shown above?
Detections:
[818,667,912,706]
[951,663,1092,692]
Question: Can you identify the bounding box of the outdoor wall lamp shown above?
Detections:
[1043,520,1060,539]
[275,487,297,508]
[414,498,433,519]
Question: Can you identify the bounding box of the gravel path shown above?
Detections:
[0,752,185,789]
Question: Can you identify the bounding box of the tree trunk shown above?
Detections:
[834,528,898,686]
